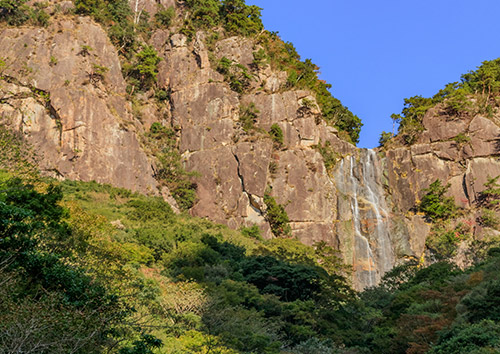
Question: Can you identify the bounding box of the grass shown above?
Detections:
[59,179,259,252]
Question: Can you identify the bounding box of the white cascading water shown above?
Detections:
[349,156,377,288]
[335,150,395,290]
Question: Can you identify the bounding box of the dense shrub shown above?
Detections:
[183,0,263,37]
[430,320,500,353]
[240,255,324,301]
[184,0,221,29]
[154,5,175,27]
[269,123,284,146]
[217,56,254,93]
[144,123,197,210]
[418,179,457,221]
[378,131,393,147]
[478,175,500,210]
[123,45,162,91]
[220,0,263,36]
[0,0,29,25]
[263,191,291,237]
[425,225,470,259]
[0,179,131,353]
[239,102,260,132]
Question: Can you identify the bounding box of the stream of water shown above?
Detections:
[335,150,395,289]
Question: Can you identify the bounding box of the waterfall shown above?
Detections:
[334,149,395,290]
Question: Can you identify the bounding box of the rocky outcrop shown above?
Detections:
[386,110,500,211]
[149,31,356,244]
[0,17,158,194]
[381,108,500,261]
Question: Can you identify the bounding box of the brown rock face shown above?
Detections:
[0,18,157,194]
[149,26,354,245]
[381,106,500,264]
[385,109,500,214]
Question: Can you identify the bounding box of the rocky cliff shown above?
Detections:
[1,0,499,289]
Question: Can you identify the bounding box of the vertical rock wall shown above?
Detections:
[0,18,158,194]
[152,31,356,243]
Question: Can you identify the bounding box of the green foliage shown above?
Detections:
[430,320,500,353]
[184,0,221,29]
[0,57,5,74]
[154,5,175,27]
[220,0,263,36]
[1,173,360,353]
[294,61,363,144]
[379,131,393,147]
[256,238,349,278]
[217,56,254,93]
[392,59,500,145]
[240,224,263,240]
[124,45,162,91]
[73,0,139,55]
[183,0,263,37]
[154,88,170,102]
[240,255,324,301]
[453,132,471,145]
[0,0,29,25]
[288,338,337,354]
[239,102,259,132]
[478,175,500,210]
[258,34,362,144]
[0,125,39,179]
[252,48,268,68]
[119,334,163,354]
[314,140,339,174]
[263,191,291,237]
[269,123,284,146]
[355,251,500,352]
[8,174,500,353]
[459,279,500,323]
[91,63,109,83]
[0,179,131,353]
[462,58,500,99]
[425,223,471,259]
[479,208,499,228]
[144,123,197,210]
[443,86,472,116]
[0,0,49,26]
[392,96,432,144]
[419,179,457,221]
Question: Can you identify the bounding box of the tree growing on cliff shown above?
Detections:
[269,124,284,146]
[418,179,457,222]
[478,175,500,210]
[221,0,263,36]
[155,5,175,27]
[379,131,393,147]
[264,192,291,237]
[184,0,221,29]
[0,0,28,25]
[124,45,162,91]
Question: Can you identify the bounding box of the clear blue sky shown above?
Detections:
[247,0,500,148]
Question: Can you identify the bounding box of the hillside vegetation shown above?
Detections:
[381,58,500,146]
